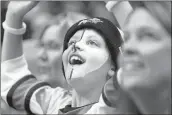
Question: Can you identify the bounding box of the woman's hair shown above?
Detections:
[38,11,90,40]
[142,1,171,35]
[126,1,171,35]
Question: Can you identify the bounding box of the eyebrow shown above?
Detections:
[87,35,98,39]
[137,26,161,34]
[46,40,61,45]
[70,35,81,41]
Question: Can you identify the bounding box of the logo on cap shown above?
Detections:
[78,18,103,25]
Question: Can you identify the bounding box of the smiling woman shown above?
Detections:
[102,1,171,114]
[1,1,123,114]
[117,2,171,114]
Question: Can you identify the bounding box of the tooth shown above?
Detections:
[72,56,77,60]
[70,55,84,64]
[74,57,78,60]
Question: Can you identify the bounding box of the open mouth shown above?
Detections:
[69,54,85,65]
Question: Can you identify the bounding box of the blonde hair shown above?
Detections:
[126,1,171,35]
[143,1,171,35]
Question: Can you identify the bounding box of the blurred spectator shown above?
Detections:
[62,1,86,13]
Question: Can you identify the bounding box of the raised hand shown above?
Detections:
[5,1,39,28]
[2,1,39,61]
[7,1,39,19]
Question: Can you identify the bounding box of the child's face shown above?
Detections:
[118,8,171,91]
[62,29,112,94]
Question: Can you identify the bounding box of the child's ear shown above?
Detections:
[108,68,115,76]
[107,67,115,80]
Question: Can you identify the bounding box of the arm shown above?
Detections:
[1,1,38,105]
[105,1,133,29]
[2,1,38,62]
[1,2,72,114]
[1,55,71,114]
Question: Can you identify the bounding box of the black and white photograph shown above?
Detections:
[1,1,171,114]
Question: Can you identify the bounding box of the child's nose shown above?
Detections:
[72,41,83,52]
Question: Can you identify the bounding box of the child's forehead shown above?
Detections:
[70,29,103,41]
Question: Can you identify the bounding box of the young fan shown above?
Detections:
[1,1,123,114]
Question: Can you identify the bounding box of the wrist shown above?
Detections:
[3,21,27,35]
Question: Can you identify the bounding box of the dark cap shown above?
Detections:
[63,17,123,72]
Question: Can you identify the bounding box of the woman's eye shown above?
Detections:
[123,32,130,42]
[49,43,59,49]
[139,32,159,41]
[123,31,130,42]
[87,40,98,46]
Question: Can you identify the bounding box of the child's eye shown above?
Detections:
[68,40,76,46]
[87,40,98,46]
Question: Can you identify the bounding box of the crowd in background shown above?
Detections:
[1,1,171,114]
[1,1,119,40]
[1,1,118,76]
[1,1,119,113]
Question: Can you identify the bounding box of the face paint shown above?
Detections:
[71,29,86,53]
[65,29,86,82]
[69,29,110,80]
[69,68,73,80]
[63,29,112,94]
[70,52,109,79]
[69,56,112,97]
[62,44,74,82]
